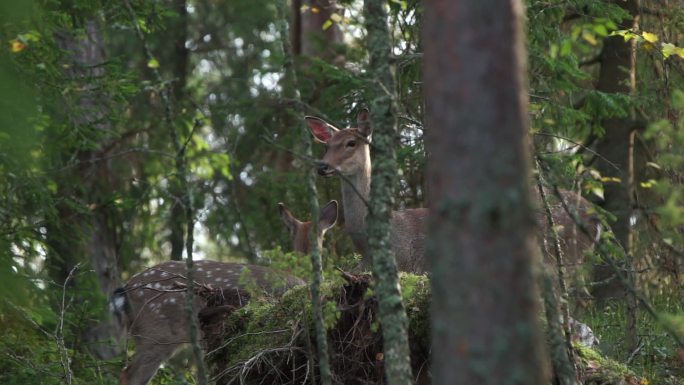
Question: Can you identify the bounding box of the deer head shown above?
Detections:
[306,109,372,178]
[278,200,338,255]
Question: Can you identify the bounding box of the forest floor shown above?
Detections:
[179,272,683,385]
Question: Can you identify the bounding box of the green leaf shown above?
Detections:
[322,19,333,31]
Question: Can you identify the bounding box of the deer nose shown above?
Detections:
[317,163,333,176]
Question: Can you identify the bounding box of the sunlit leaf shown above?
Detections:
[640,180,657,188]
[322,19,333,31]
[600,176,621,183]
[582,31,598,46]
[641,31,658,43]
[147,58,160,68]
[10,39,26,53]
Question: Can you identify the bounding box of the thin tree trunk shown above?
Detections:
[424,0,546,383]
[593,0,640,353]
[363,1,413,384]
[279,2,332,383]
[168,0,190,261]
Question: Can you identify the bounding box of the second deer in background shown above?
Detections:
[278,200,339,255]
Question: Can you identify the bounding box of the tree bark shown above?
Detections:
[424,0,546,384]
[291,0,343,62]
[363,1,413,384]
[593,0,641,353]
[47,20,122,360]
[168,0,190,261]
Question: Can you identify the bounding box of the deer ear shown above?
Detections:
[318,200,338,232]
[278,203,300,234]
[305,117,338,144]
[356,108,372,138]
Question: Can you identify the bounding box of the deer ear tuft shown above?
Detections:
[278,203,299,234]
[305,117,338,143]
[356,108,372,138]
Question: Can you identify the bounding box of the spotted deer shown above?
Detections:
[112,201,338,385]
[306,109,602,281]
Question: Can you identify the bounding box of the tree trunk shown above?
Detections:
[593,0,641,353]
[168,0,190,261]
[291,0,343,62]
[363,1,413,384]
[424,0,546,383]
[47,20,122,360]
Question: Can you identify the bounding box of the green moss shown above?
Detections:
[575,343,645,384]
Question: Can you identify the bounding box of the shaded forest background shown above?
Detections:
[1,0,684,384]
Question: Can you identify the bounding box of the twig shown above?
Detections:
[56,263,80,385]
[535,132,621,171]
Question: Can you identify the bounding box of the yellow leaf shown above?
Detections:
[311,6,319,13]
[642,31,658,43]
[10,39,26,53]
[322,19,333,31]
[600,176,621,183]
[147,58,160,69]
[582,31,598,46]
[330,12,342,23]
[640,179,658,188]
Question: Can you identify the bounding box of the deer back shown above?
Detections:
[389,208,430,273]
[113,260,304,385]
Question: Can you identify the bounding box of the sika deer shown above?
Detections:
[111,261,304,385]
[278,200,339,255]
[112,200,339,385]
[306,109,602,282]
[306,109,428,272]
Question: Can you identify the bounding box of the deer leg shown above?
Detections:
[119,342,178,385]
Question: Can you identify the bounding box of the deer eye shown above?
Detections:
[346,140,357,148]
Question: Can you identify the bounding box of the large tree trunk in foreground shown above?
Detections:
[424,0,546,384]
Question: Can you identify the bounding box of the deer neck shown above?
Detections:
[340,158,371,254]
